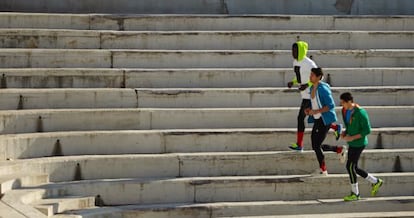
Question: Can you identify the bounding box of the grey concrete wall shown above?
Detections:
[1,0,414,14]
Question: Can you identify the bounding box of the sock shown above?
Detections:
[320,161,327,172]
[365,174,379,184]
[330,123,337,130]
[351,183,359,195]
[336,146,343,154]
[297,131,304,147]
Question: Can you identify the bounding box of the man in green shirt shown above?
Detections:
[340,92,383,201]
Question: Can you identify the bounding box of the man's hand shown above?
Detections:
[342,133,361,142]
[341,135,354,142]
[298,84,308,91]
[287,81,294,88]
[342,135,353,142]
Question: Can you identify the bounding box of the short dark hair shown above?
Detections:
[311,67,323,77]
[340,92,354,102]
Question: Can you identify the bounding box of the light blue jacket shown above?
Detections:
[307,81,337,126]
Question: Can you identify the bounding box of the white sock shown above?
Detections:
[351,183,359,195]
[365,174,378,184]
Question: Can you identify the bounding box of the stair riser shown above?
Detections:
[5,151,413,182]
[1,31,413,50]
[1,68,413,88]
[1,14,414,30]
[1,50,414,68]
[45,175,414,204]
[1,88,413,110]
[123,199,414,218]
[0,107,412,134]
[0,129,411,160]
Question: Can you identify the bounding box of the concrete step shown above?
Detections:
[63,196,414,218]
[2,29,414,50]
[0,107,412,134]
[0,188,49,218]
[1,128,411,160]
[0,174,49,194]
[1,87,412,110]
[55,207,122,218]
[39,173,414,204]
[1,68,413,88]
[2,49,414,68]
[0,201,26,218]
[221,211,414,218]
[32,196,95,216]
[1,14,414,31]
[133,86,414,108]
[0,49,111,68]
[175,149,414,177]
[3,149,413,182]
[0,68,124,89]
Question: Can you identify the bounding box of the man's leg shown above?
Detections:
[290,99,310,151]
[344,147,363,201]
[311,119,330,173]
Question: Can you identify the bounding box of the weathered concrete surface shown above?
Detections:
[133,87,412,108]
[0,88,138,110]
[2,29,414,50]
[32,196,95,216]
[111,49,414,68]
[0,128,411,160]
[0,9,412,218]
[97,197,414,218]
[1,0,414,15]
[4,49,398,69]
[100,31,414,50]
[0,29,99,49]
[0,201,26,218]
[31,173,414,204]
[0,155,180,182]
[0,174,49,194]
[0,107,412,134]
[222,211,414,218]
[0,49,111,68]
[1,14,414,31]
[0,68,124,88]
[1,150,413,182]
[0,87,412,110]
[0,189,48,218]
[1,68,413,89]
[177,149,414,177]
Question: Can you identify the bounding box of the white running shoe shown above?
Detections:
[312,168,328,176]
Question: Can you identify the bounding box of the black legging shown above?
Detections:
[311,118,339,167]
[346,147,368,184]
[298,99,311,132]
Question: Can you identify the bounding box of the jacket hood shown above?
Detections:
[296,41,308,61]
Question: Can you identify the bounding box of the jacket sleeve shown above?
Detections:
[358,109,371,137]
[319,84,335,110]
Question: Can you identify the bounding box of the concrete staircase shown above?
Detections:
[0,9,413,218]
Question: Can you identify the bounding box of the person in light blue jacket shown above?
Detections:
[305,68,346,175]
